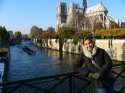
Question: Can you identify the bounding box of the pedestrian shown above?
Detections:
[74,36,114,93]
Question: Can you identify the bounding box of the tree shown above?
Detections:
[29,25,41,39]
[15,31,22,39]
[47,26,55,32]
[58,27,76,38]
[0,26,10,47]
[73,31,89,44]
[14,31,22,43]
[57,27,76,59]
[109,20,119,29]
[46,27,56,39]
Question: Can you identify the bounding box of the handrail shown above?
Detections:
[0,71,77,86]
[0,72,78,93]
[112,63,125,68]
[0,63,124,93]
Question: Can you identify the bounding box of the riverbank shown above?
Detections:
[35,39,125,62]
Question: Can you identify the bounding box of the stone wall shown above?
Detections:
[36,39,125,61]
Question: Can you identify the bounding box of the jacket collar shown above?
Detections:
[82,45,98,58]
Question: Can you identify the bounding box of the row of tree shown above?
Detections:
[29,25,125,60]
[95,28,125,38]
[29,25,125,40]
[0,26,10,47]
[29,25,55,39]
[0,25,24,47]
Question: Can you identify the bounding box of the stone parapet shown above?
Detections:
[37,39,125,61]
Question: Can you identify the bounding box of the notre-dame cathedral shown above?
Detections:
[56,2,121,31]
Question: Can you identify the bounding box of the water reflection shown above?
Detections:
[7,41,78,82]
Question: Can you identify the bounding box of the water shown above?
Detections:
[7,41,78,81]
[5,41,125,93]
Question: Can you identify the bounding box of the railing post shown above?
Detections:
[69,75,73,93]
[1,84,7,93]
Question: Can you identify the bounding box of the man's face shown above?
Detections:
[84,39,94,52]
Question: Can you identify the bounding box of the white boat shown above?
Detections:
[0,48,8,93]
[0,63,4,93]
[0,63,4,83]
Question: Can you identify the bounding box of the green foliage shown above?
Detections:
[57,27,76,39]
[29,26,56,39]
[57,27,77,59]
[14,31,22,44]
[15,31,22,39]
[73,35,79,45]
[94,28,125,39]
[109,20,119,29]
[73,31,90,44]
[0,26,10,47]
[57,27,91,45]
[29,25,41,39]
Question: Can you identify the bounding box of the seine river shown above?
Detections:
[7,41,78,82]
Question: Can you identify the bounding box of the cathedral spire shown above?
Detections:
[83,0,87,16]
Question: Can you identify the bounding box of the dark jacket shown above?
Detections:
[75,47,113,88]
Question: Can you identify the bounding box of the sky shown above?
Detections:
[0,0,125,34]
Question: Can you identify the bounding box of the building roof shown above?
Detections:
[86,3,108,14]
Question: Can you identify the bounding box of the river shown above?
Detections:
[7,41,78,81]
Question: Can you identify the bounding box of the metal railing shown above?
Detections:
[73,63,125,93]
[0,63,125,93]
[0,72,77,93]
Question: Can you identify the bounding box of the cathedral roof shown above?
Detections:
[86,3,108,14]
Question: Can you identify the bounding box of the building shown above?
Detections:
[121,22,125,28]
[56,2,67,30]
[56,2,122,31]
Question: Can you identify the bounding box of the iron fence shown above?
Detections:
[0,63,125,93]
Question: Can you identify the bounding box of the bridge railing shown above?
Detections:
[0,63,125,93]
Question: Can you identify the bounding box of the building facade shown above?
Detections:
[56,2,122,31]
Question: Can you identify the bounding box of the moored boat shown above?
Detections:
[22,46,35,55]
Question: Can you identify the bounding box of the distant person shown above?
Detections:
[74,36,114,93]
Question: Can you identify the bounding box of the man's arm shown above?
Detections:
[101,50,112,76]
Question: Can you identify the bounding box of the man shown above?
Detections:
[75,36,114,93]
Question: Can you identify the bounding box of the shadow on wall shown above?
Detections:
[64,42,69,52]
[71,44,75,53]
[122,42,125,62]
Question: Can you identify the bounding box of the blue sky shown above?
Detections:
[0,0,125,34]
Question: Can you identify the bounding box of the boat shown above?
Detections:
[0,63,4,93]
[0,63,4,83]
[22,46,35,55]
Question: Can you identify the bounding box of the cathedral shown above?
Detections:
[56,2,121,31]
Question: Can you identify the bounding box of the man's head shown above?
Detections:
[82,36,94,52]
